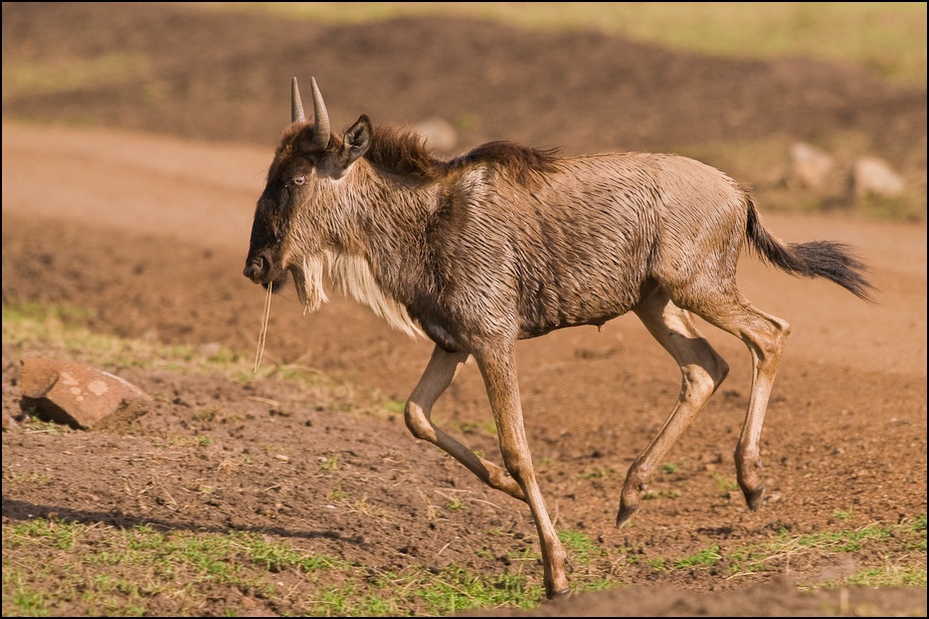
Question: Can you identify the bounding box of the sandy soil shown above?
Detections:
[2,3,926,616]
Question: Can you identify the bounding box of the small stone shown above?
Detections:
[19,358,152,430]
[853,156,905,198]
[789,142,834,190]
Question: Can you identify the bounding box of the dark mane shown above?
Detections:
[365,125,561,186]
[365,125,444,181]
[449,141,562,186]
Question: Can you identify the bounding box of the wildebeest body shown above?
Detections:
[244,77,872,599]
[349,150,756,350]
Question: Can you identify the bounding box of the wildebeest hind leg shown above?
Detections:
[617,290,729,526]
[694,293,790,511]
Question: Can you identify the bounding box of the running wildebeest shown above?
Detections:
[243,77,873,599]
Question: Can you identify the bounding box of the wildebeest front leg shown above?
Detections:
[474,344,570,599]
[404,345,525,500]
[617,290,730,526]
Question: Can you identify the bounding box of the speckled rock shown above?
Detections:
[19,358,152,429]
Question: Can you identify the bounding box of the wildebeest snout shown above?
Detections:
[243,250,272,283]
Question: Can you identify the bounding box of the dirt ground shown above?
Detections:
[2,3,927,616]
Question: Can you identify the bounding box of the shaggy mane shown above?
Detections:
[365,126,442,181]
[366,125,562,186]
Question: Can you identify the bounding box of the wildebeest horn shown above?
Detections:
[310,76,330,149]
[291,77,305,123]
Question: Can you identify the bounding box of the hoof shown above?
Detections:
[743,483,765,511]
[545,587,571,601]
[736,456,765,511]
[615,503,639,527]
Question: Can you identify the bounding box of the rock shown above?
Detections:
[19,358,152,429]
[853,156,905,198]
[197,342,222,358]
[789,142,834,190]
[412,117,458,153]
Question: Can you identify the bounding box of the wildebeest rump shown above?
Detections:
[243,77,872,599]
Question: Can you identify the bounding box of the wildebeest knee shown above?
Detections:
[681,357,727,402]
[759,317,791,363]
[499,446,534,484]
[404,401,436,442]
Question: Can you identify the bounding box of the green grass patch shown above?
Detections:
[578,466,619,480]
[793,524,894,553]
[558,529,600,566]
[382,399,406,415]
[646,557,667,572]
[711,472,740,495]
[2,301,259,378]
[2,519,549,616]
[833,509,854,521]
[674,544,723,569]
[319,455,340,472]
[728,515,927,586]
[456,419,498,436]
[642,488,682,500]
[446,497,468,512]
[844,564,927,588]
[16,415,76,436]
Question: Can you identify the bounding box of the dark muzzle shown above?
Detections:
[243,249,283,286]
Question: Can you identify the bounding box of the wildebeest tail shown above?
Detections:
[745,198,875,301]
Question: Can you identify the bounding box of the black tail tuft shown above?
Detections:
[746,202,876,302]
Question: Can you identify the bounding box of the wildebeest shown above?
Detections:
[243,77,873,599]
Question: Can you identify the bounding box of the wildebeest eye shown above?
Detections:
[292,175,306,186]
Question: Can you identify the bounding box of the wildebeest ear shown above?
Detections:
[337,114,373,169]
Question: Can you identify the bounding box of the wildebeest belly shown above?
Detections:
[516,257,646,338]
[511,220,652,338]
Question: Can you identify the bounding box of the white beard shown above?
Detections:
[293,251,423,339]
[292,253,328,314]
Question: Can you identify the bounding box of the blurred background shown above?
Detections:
[3,1,926,220]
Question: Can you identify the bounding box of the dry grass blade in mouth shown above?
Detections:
[253,281,273,373]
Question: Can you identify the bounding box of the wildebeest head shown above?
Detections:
[243,77,373,310]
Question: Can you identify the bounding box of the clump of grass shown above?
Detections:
[18,414,76,436]
[558,529,601,566]
[320,455,339,471]
[711,472,739,495]
[446,497,468,511]
[642,488,682,500]
[674,544,722,569]
[579,466,619,480]
[661,462,680,474]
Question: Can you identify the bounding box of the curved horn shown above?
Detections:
[310,76,331,149]
[291,77,305,123]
